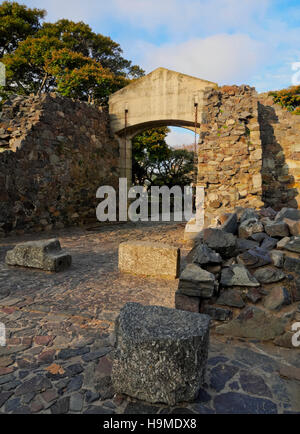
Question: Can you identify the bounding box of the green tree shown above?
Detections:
[38,19,144,78]
[132,128,195,188]
[155,148,195,188]
[132,127,172,186]
[0,1,45,56]
[269,85,300,114]
[0,3,144,103]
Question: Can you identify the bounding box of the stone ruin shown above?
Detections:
[177,206,300,346]
[1,70,300,236]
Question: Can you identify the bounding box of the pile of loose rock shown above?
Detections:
[176,207,300,347]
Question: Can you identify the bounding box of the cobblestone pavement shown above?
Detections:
[0,222,299,414]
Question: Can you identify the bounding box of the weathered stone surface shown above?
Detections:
[0,93,119,236]
[270,250,285,268]
[259,207,277,220]
[236,238,259,253]
[283,237,300,254]
[261,236,278,251]
[210,364,239,392]
[246,288,262,304]
[15,375,52,396]
[188,243,222,266]
[202,305,233,321]
[275,208,300,222]
[220,213,238,235]
[175,292,200,313]
[279,366,300,382]
[265,222,290,238]
[277,237,291,249]
[283,256,300,274]
[220,265,260,287]
[178,264,216,298]
[111,303,211,405]
[253,267,285,284]
[264,287,291,311]
[239,218,264,239]
[250,233,267,243]
[240,209,260,224]
[216,306,288,340]
[70,393,84,412]
[274,332,295,349]
[213,392,277,414]
[293,279,300,302]
[5,239,72,272]
[118,241,180,279]
[51,397,70,414]
[217,289,245,308]
[203,228,236,259]
[284,218,300,236]
[239,371,272,397]
[237,247,272,269]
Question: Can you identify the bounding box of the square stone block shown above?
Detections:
[118,241,180,279]
[5,239,72,272]
[112,303,211,405]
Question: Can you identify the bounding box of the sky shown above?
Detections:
[22,0,300,146]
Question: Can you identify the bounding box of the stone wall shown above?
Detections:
[1,85,300,237]
[0,93,119,236]
[258,93,300,210]
[198,85,264,225]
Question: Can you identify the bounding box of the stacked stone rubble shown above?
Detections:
[176,207,300,346]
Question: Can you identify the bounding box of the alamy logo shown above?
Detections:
[96,179,204,231]
[292,322,300,348]
[0,322,6,347]
[0,62,5,87]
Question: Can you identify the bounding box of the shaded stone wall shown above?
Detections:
[198,85,264,224]
[0,93,119,236]
[258,93,300,210]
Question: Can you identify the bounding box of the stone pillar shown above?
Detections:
[117,136,132,186]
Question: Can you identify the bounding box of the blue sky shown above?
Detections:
[22,0,300,146]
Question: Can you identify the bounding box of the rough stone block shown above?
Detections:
[264,287,291,311]
[178,264,216,298]
[275,208,300,222]
[270,250,285,268]
[175,292,200,313]
[118,241,180,279]
[284,256,300,274]
[111,303,211,405]
[202,305,233,321]
[203,228,236,259]
[216,306,288,340]
[5,239,72,272]
[220,213,238,235]
[265,222,290,238]
[284,218,300,236]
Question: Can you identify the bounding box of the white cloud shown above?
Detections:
[166,128,195,148]
[22,0,300,91]
[136,34,267,85]
[26,0,270,35]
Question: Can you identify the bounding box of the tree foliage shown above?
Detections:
[269,85,300,114]
[0,2,144,103]
[132,128,195,188]
[0,1,45,56]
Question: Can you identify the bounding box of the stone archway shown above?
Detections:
[109,67,217,185]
